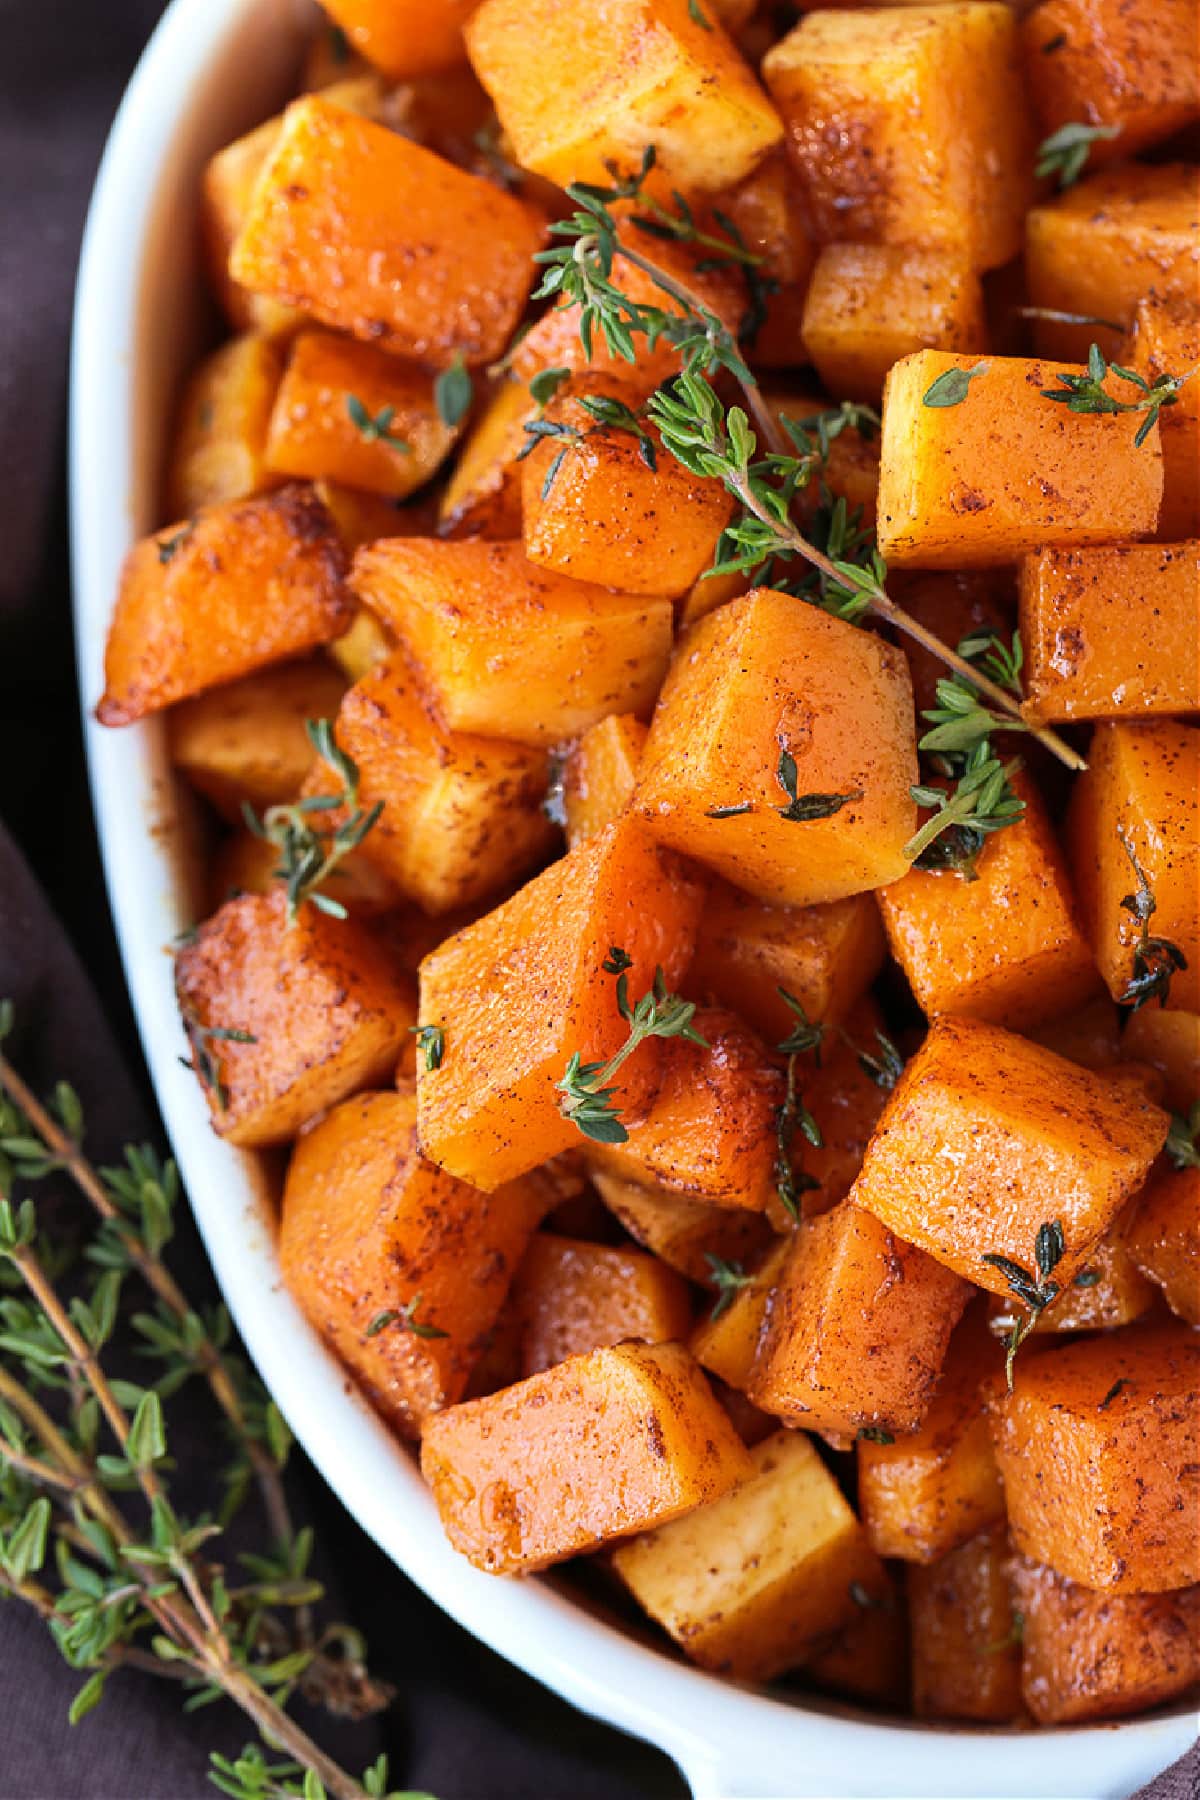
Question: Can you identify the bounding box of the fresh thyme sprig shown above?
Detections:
[983,1219,1066,1389]
[364,1295,448,1343]
[704,1256,755,1321]
[244,721,383,925]
[772,992,825,1221]
[774,745,862,822]
[1166,1103,1200,1169]
[433,356,473,430]
[557,948,707,1144]
[1116,832,1188,1009]
[1041,343,1200,448]
[1035,122,1120,189]
[854,1030,905,1092]
[345,396,410,451]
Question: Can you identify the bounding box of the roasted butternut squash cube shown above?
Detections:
[1020,541,1200,723]
[1030,992,1122,1070]
[265,330,461,499]
[690,1239,789,1393]
[767,998,892,1228]
[317,483,436,558]
[351,539,673,746]
[635,589,918,907]
[1067,719,1200,1013]
[994,1208,1157,1336]
[877,768,1099,1031]
[97,486,351,728]
[438,376,536,540]
[317,0,479,77]
[803,1574,909,1709]
[520,388,736,597]
[1126,1166,1200,1326]
[1013,1556,1200,1726]
[312,651,556,914]
[279,1089,543,1435]
[1122,1007,1200,1111]
[908,1524,1023,1722]
[877,352,1164,568]
[563,715,647,847]
[717,147,815,299]
[465,0,782,193]
[613,1429,883,1680]
[588,1009,783,1212]
[1025,163,1200,363]
[851,1015,1169,1297]
[690,887,884,1048]
[325,606,394,686]
[763,4,1034,270]
[229,97,545,367]
[166,333,284,517]
[174,887,413,1146]
[987,1320,1200,1592]
[1124,291,1200,542]
[858,1308,1006,1564]
[512,1232,693,1378]
[419,1340,754,1573]
[416,817,703,1188]
[801,245,987,402]
[750,1201,971,1446]
[167,657,347,821]
[1023,0,1200,170]
[591,1169,774,1286]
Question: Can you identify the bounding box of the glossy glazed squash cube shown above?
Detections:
[317,0,480,77]
[1123,291,1200,541]
[1022,0,1200,167]
[563,715,648,847]
[908,1525,1023,1722]
[512,1233,693,1378]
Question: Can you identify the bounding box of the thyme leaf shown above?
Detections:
[557,954,707,1143]
[1035,121,1120,189]
[243,720,383,925]
[1116,832,1188,1009]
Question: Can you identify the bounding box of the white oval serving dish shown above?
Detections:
[68,2,1198,1792]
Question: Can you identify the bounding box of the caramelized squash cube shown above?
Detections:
[1029,992,1123,1071]
[419,1340,754,1572]
[690,1238,789,1393]
[512,1233,693,1378]
[1125,1166,1200,1326]
[563,714,648,847]
[892,569,1013,720]
[438,376,536,541]
[850,1015,1169,1296]
[1121,1007,1200,1111]
[166,333,284,517]
[908,1524,1023,1721]
[803,1574,909,1709]
[634,589,918,906]
[591,1169,774,1286]
[317,0,479,78]
[1123,291,1200,541]
[801,245,987,402]
[167,657,347,821]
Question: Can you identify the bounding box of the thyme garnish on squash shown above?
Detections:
[983,1219,1066,1388]
[1116,832,1188,1010]
[243,721,383,925]
[1041,343,1200,448]
[557,948,707,1144]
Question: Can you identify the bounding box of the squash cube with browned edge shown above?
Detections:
[877,352,1164,568]
[591,1169,774,1287]
[419,1340,754,1573]
[908,1524,1023,1722]
[614,1429,884,1681]
[167,657,347,822]
[1067,719,1200,1013]
[97,486,351,728]
[265,330,462,500]
[987,1321,1200,1593]
[351,539,673,748]
[877,768,1100,1031]
[563,715,647,847]
[803,1572,909,1710]
[690,1238,790,1393]
[230,96,546,367]
[1012,1556,1200,1726]
[1122,1007,1200,1112]
[763,4,1034,270]
[166,334,284,518]
[858,1307,1006,1564]
[850,1015,1169,1297]
[175,887,414,1147]
[635,589,918,907]
[416,817,704,1189]
[512,1233,693,1379]
[318,0,479,77]
[465,0,782,193]
[1025,163,1200,364]
[801,245,987,402]
[750,1200,971,1446]
[1123,292,1200,541]
[438,377,537,541]
[1126,1166,1200,1326]
[1022,0,1200,165]
[1020,541,1200,723]
[280,1090,544,1435]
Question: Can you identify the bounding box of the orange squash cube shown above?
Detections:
[563,715,647,847]
[167,657,347,822]
[987,1320,1200,1592]
[718,147,815,312]
[1030,992,1122,1070]
[803,1575,909,1709]
[1125,1166,1200,1326]
[858,1307,1006,1564]
[264,330,461,499]
[512,1232,693,1378]
[1121,1007,1200,1111]
[351,539,673,747]
[438,376,536,540]
[166,333,284,517]
[317,0,479,77]
[1025,163,1200,363]
[279,1089,543,1435]
[1020,541,1200,723]
[591,1170,774,1287]
[613,1429,884,1681]
[851,1015,1169,1296]
[97,486,351,728]
[174,888,413,1147]
[877,351,1164,568]
[312,651,556,915]
[1067,719,1200,1013]
[801,245,987,401]
[316,484,437,560]
[587,1008,783,1212]
[763,4,1034,270]
[690,1238,790,1392]
[465,0,783,193]
[1124,291,1200,541]
[416,817,703,1188]
[908,1524,1024,1722]
[877,768,1099,1031]
[635,589,919,907]
[419,1340,754,1573]
[750,1200,971,1445]
[229,97,545,367]
[1012,1556,1200,1726]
